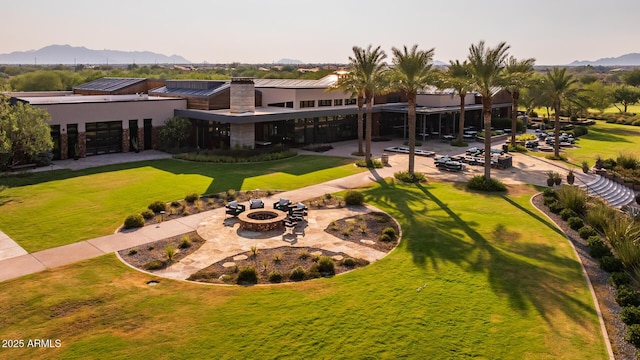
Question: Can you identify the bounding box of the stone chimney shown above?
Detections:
[230,77,255,113]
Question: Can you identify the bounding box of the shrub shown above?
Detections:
[289,266,306,281]
[543,196,557,206]
[610,272,633,288]
[600,255,624,273]
[341,258,357,267]
[542,188,557,198]
[165,245,176,263]
[355,159,384,168]
[587,236,612,259]
[171,201,181,207]
[316,256,335,275]
[124,214,145,229]
[466,176,507,192]
[268,270,283,283]
[617,285,640,307]
[148,201,166,213]
[394,171,426,183]
[450,140,468,147]
[578,226,598,239]
[567,216,583,230]
[298,250,310,260]
[237,266,258,284]
[382,227,397,239]
[556,185,587,215]
[627,324,640,348]
[144,260,165,270]
[559,208,577,221]
[127,248,138,256]
[140,209,155,220]
[621,306,640,325]
[586,201,618,232]
[617,152,639,170]
[226,189,237,201]
[179,235,191,249]
[185,193,199,203]
[548,201,564,214]
[581,161,590,174]
[379,233,393,242]
[344,191,365,205]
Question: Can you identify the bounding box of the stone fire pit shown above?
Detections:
[238,209,288,232]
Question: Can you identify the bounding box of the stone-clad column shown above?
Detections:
[60,133,68,160]
[122,128,130,152]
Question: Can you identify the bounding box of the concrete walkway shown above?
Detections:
[0,137,579,282]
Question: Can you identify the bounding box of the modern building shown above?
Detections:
[8,74,512,159]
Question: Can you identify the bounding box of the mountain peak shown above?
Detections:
[0,45,190,64]
[568,53,640,66]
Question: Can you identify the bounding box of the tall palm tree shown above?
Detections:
[467,41,510,180]
[330,74,365,153]
[390,44,435,175]
[541,67,578,157]
[504,56,535,146]
[349,45,387,164]
[443,60,474,144]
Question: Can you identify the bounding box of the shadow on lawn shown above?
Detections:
[379,182,597,328]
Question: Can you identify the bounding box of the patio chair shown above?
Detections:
[225,201,246,217]
[250,199,265,209]
[273,198,291,211]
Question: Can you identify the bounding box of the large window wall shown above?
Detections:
[256,114,357,146]
[85,121,122,156]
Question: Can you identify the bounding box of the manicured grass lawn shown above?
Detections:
[0,155,363,252]
[0,182,607,359]
[563,121,640,167]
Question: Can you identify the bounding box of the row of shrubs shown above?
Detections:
[589,112,640,126]
[123,193,205,229]
[235,255,364,284]
[173,146,297,163]
[466,176,507,192]
[543,187,640,347]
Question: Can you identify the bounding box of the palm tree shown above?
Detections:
[504,56,535,146]
[349,45,387,164]
[541,67,578,157]
[442,60,474,144]
[330,73,365,153]
[467,41,510,180]
[390,44,435,175]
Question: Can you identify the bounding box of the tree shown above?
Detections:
[349,45,387,164]
[390,44,435,175]
[329,71,365,154]
[467,41,510,180]
[623,70,640,87]
[612,86,640,113]
[541,67,578,157]
[504,56,535,145]
[159,116,191,149]
[0,98,53,167]
[442,60,474,143]
[583,81,613,113]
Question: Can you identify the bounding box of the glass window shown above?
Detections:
[299,100,315,108]
[318,99,332,107]
[334,99,343,106]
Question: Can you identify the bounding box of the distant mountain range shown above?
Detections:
[275,58,303,65]
[0,45,190,65]
[569,53,640,66]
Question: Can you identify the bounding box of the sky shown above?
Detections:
[2,0,640,65]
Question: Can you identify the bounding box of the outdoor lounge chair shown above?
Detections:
[273,198,291,211]
[250,199,265,209]
[225,201,246,217]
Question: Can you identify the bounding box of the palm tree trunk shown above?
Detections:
[482,96,492,180]
[365,97,373,164]
[408,95,416,175]
[554,101,561,158]
[511,90,519,146]
[357,95,364,154]
[458,95,466,143]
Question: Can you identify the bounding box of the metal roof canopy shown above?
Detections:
[73,77,147,92]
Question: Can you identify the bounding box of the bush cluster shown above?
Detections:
[184,193,199,203]
[610,272,633,288]
[289,266,306,281]
[148,201,166,213]
[616,285,640,307]
[124,214,145,229]
[578,226,598,239]
[466,176,507,192]
[144,260,165,270]
[622,306,640,326]
[355,159,384,168]
[600,255,624,273]
[140,209,155,220]
[394,171,426,183]
[237,266,258,285]
[567,216,583,230]
[559,208,577,221]
[344,191,365,205]
[587,237,612,259]
[316,256,336,275]
[173,149,297,163]
[548,201,564,214]
[268,270,283,283]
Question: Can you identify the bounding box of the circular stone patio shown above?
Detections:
[153,204,396,280]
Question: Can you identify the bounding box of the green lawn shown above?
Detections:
[0,182,607,359]
[0,155,363,252]
[563,121,640,167]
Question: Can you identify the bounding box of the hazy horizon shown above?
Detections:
[3,0,640,66]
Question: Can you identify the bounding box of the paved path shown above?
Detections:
[0,138,579,282]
